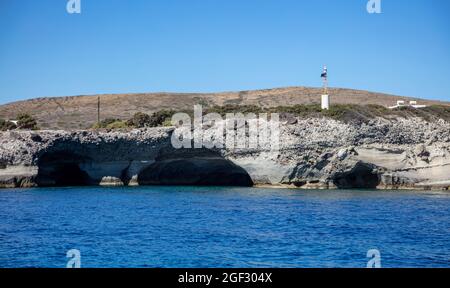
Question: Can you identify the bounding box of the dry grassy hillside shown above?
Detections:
[0,87,448,130]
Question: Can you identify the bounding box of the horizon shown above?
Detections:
[1,0,450,104]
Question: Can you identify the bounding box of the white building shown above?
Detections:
[321,94,330,110]
[388,100,427,109]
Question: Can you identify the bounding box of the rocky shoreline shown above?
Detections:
[1,116,449,190]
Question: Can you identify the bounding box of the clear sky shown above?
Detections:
[0,0,449,104]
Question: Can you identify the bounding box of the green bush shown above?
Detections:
[92,118,122,129]
[420,105,450,122]
[90,103,450,131]
[162,118,174,127]
[16,113,39,130]
[127,110,176,128]
[269,104,322,115]
[106,120,129,129]
[126,112,152,128]
[0,119,17,131]
[206,105,264,116]
[148,110,176,127]
[366,104,389,114]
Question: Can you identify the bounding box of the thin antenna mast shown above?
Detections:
[322,65,328,94]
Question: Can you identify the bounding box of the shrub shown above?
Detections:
[366,104,389,115]
[268,104,322,115]
[106,120,129,130]
[148,110,176,127]
[92,118,122,129]
[126,112,152,128]
[16,113,38,130]
[0,119,17,131]
[127,110,175,128]
[162,118,174,127]
[206,105,264,116]
[422,105,450,121]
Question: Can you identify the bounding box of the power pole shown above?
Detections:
[97,95,100,125]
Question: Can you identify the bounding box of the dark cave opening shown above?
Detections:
[333,162,380,189]
[137,157,254,187]
[36,151,92,187]
[35,149,254,187]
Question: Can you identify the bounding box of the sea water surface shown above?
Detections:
[0,186,449,268]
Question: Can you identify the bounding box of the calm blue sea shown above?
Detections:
[0,186,449,268]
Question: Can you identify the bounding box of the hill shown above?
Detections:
[0,87,448,130]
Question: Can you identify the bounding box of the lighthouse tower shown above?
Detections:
[321,65,330,110]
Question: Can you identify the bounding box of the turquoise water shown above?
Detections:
[0,186,449,268]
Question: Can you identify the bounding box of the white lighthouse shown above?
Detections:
[321,65,330,110]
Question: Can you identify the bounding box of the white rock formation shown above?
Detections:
[1,116,449,190]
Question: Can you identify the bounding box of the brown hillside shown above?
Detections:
[0,87,448,130]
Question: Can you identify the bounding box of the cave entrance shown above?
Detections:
[137,157,254,187]
[36,151,92,187]
[333,162,380,189]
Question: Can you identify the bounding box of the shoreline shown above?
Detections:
[1,182,449,191]
[2,172,449,191]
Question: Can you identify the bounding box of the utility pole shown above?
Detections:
[97,95,100,125]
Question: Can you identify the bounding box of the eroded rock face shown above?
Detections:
[0,116,449,190]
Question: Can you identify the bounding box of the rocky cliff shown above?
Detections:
[1,116,449,190]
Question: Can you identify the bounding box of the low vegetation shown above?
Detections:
[90,104,450,130]
[92,118,122,129]
[126,110,175,128]
[92,110,176,130]
[4,104,448,132]
[204,104,450,123]
[0,113,39,131]
[92,118,129,130]
[0,119,17,131]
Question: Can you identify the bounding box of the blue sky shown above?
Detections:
[0,0,449,104]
